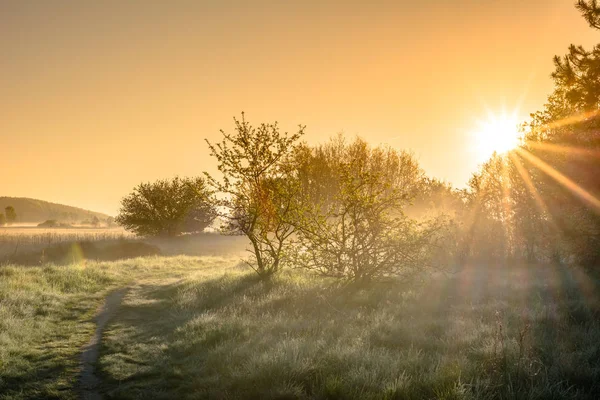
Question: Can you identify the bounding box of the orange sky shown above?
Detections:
[1,1,598,215]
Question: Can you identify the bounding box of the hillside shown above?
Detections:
[0,197,110,223]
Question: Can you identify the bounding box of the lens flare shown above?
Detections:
[472,112,521,161]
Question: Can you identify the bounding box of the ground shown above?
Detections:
[1,253,600,399]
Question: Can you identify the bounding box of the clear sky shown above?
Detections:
[1,0,598,215]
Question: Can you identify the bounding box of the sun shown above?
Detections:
[472,112,522,160]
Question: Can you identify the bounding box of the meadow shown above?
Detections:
[1,240,599,399]
[94,261,600,400]
[0,227,133,261]
[3,0,600,399]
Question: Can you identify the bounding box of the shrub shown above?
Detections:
[292,138,449,282]
[37,220,73,228]
[116,176,217,237]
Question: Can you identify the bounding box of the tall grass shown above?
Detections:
[0,228,135,261]
[98,262,600,399]
[0,228,133,246]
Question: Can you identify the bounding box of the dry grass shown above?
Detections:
[0,227,133,260]
[0,229,248,262]
[0,227,133,245]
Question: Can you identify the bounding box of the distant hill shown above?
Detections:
[0,197,110,223]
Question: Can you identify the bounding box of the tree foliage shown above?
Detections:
[464,2,600,266]
[116,177,216,237]
[0,213,5,226]
[521,4,600,264]
[291,137,449,282]
[576,0,600,29]
[4,206,16,225]
[205,113,305,277]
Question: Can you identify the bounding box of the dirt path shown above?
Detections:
[79,288,128,400]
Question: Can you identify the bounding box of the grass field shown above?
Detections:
[2,250,599,399]
[0,227,133,261]
[0,255,230,400]
[96,263,600,400]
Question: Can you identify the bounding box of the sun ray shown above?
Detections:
[500,156,513,251]
[538,109,600,131]
[508,151,567,247]
[526,141,600,158]
[515,147,600,213]
[508,151,552,218]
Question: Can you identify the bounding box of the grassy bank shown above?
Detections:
[98,262,600,400]
[0,256,230,400]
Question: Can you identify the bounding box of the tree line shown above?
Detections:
[116,1,600,280]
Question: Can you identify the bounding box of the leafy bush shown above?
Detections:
[116,176,217,237]
[292,138,448,282]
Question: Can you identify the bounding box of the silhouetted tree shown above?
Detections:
[518,2,600,265]
[466,1,600,265]
[0,213,5,226]
[576,0,600,29]
[5,206,16,225]
[205,113,305,277]
[116,176,216,237]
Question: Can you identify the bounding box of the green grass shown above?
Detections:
[0,256,230,399]
[96,261,600,400]
[2,254,600,399]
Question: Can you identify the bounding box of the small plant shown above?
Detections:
[487,310,542,397]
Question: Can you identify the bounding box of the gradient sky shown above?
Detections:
[1,0,598,215]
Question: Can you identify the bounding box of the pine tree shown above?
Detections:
[576,0,600,29]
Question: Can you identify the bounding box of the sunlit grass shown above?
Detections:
[0,227,132,246]
[0,256,233,400]
[0,228,134,263]
[2,253,600,399]
[98,261,600,400]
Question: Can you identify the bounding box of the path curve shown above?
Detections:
[79,288,128,400]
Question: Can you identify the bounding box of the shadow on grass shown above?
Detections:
[0,295,101,400]
[0,364,74,400]
[97,265,600,400]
